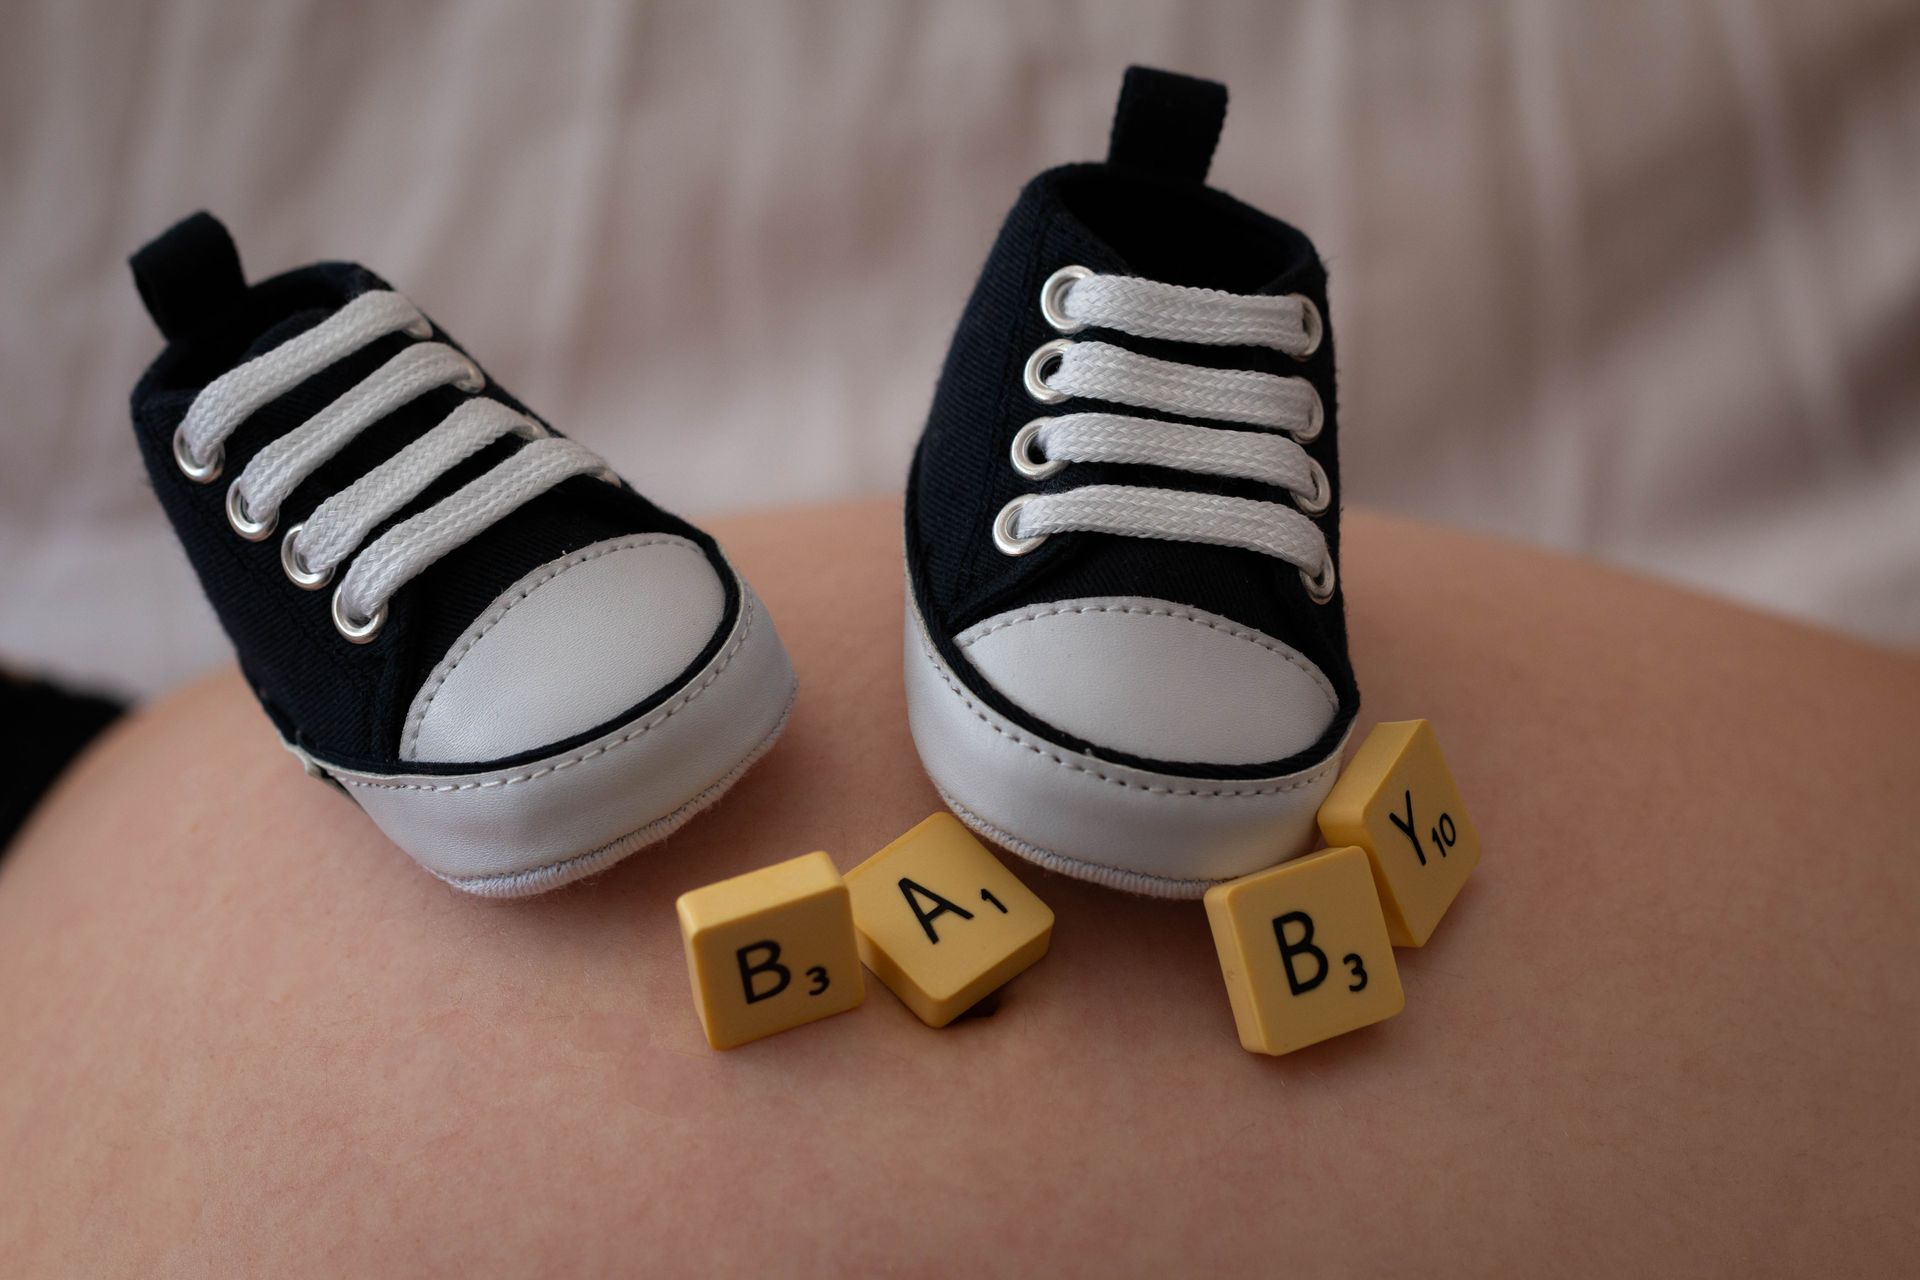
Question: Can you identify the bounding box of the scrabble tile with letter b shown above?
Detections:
[1317,719,1482,947]
[677,851,865,1050]
[1204,846,1405,1056]
[846,814,1054,1028]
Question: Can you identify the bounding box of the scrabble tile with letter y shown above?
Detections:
[1317,719,1482,947]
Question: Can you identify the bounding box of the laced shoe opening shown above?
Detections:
[1051,167,1315,293]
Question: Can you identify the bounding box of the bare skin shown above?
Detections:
[2,500,1915,1277]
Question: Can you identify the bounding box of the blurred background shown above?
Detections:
[2,0,1916,697]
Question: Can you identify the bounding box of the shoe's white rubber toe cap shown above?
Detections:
[401,534,729,766]
[321,536,797,897]
[906,594,1348,898]
[956,598,1338,766]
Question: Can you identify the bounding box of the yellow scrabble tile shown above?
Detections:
[676,851,865,1050]
[1317,719,1483,947]
[845,814,1054,1028]
[1204,846,1404,1055]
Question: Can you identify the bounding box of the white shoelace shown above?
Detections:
[1052,270,1323,353]
[171,289,616,641]
[1000,266,1336,601]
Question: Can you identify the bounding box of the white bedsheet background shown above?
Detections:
[3,0,1917,695]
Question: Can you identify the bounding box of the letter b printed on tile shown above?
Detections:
[678,852,865,1049]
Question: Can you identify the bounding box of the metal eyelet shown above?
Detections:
[1039,265,1093,334]
[992,494,1048,556]
[280,523,333,590]
[331,589,388,644]
[1288,293,1324,359]
[1296,456,1331,516]
[1291,382,1325,444]
[1301,556,1337,604]
[172,425,223,483]
[1010,418,1066,481]
[404,316,433,340]
[1023,338,1073,405]
[225,482,277,541]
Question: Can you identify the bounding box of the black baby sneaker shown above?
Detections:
[903,68,1359,897]
[129,214,796,896]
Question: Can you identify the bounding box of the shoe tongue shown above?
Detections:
[1106,66,1228,184]
[130,212,248,343]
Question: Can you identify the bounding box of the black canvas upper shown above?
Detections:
[905,67,1358,780]
[129,214,738,773]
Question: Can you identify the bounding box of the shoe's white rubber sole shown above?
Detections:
[903,589,1347,898]
[303,578,797,898]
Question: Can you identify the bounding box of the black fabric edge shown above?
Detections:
[1033,161,1324,288]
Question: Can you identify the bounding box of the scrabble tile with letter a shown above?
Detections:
[846,814,1054,1028]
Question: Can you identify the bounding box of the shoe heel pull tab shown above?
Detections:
[1106,66,1228,183]
[129,212,246,342]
